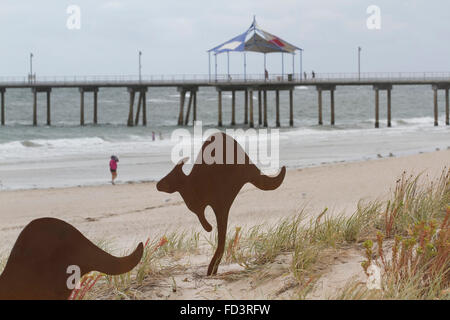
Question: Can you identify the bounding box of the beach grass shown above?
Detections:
[1,168,448,300]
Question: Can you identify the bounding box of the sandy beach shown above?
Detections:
[1,149,448,255]
[0,149,448,299]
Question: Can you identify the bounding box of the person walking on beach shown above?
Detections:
[109,155,119,185]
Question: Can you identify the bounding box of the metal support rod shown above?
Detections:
[249,90,254,128]
[292,53,295,80]
[93,89,98,125]
[214,54,217,82]
[258,90,262,125]
[33,89,37,126]
[30,53,33,82]
[208,52,211,82]
[446,88,449,126]
[330,90,335,125]
[1,89,5,126]
[281,53,284,79]
[193,91,197,123]
[127,89,135,127]
[358,46,362,81]
[178,90,186,125]
[138,51,142,82]
[231,90,236,125]
[227,51,230,80]
[289,89,294,127]
[46,90,51,126]
[135,92,142,125]
[433,87,438,126]
[300,50,303,80]
[218,90,222,126]
[264,54,267,81]
[375,89,379,128]
[244,90,248,124]
[142,91,147,126]
[184,90,193,125]
[263,90,268,127]
[276,90,280,127]
[80,89,85,126]
[317,88,323,125]
[387,89,392,127]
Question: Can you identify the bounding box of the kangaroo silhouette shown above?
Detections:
[157,132,286,275]
[0,217,143,300]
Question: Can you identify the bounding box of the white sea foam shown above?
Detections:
[0,83,448,190]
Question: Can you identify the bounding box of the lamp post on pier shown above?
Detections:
[138,51,142,82]
[29,52,34,83]
[358,46,362,81]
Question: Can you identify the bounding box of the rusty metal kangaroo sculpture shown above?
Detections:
[157,132,286,275]
[0,217,143,300]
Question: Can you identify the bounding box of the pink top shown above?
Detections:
[110,159,117,170]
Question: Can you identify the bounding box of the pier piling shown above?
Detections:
[0,88,5,126]
[33,89,37,126]
[330,89,335,126]
[127,88,136,127]
[46,90,51,126]
[177,87,198,125]
[192,91,196,123]
[131,87,148,126]
[249,89,254,128]
[78,87,100,125]
[317,88,323,125]
[93,89,98,125]
[317,85,336,126]
[276,90,280,127]
[218,90,222,127]
[446,88,449,126]
[184,90,193,125]
[244,90,248,124]
[433,86,438,126]
[142,90,147,125]
[177,89,186,126]
[263,90,268,127]
[80,89,85,126]
[258,90,262,125]
[375,89,379,128]
[231,90,236,125]
[289,89,294,127]
[373,84,392,128]
[387,89,392,127]
[431,84,450,126]
[135,92,143,125]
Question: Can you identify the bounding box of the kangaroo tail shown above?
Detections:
[33,217,144,276]
[83,241,144,276]
[249,166,286,191]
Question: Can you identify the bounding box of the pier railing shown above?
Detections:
[1,72,450,86]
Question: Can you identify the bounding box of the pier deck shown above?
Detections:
[0,72,449,127]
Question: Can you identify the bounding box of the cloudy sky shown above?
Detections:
[0,0,448,77]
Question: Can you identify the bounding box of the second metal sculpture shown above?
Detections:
[157,132,286,275]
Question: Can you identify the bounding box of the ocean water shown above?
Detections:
[0,85,448,190]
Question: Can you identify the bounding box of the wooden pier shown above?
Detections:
[0,72,449,128]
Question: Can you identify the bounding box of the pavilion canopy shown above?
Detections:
[208,19,301,55]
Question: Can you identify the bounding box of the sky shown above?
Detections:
[0,0,449,77]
